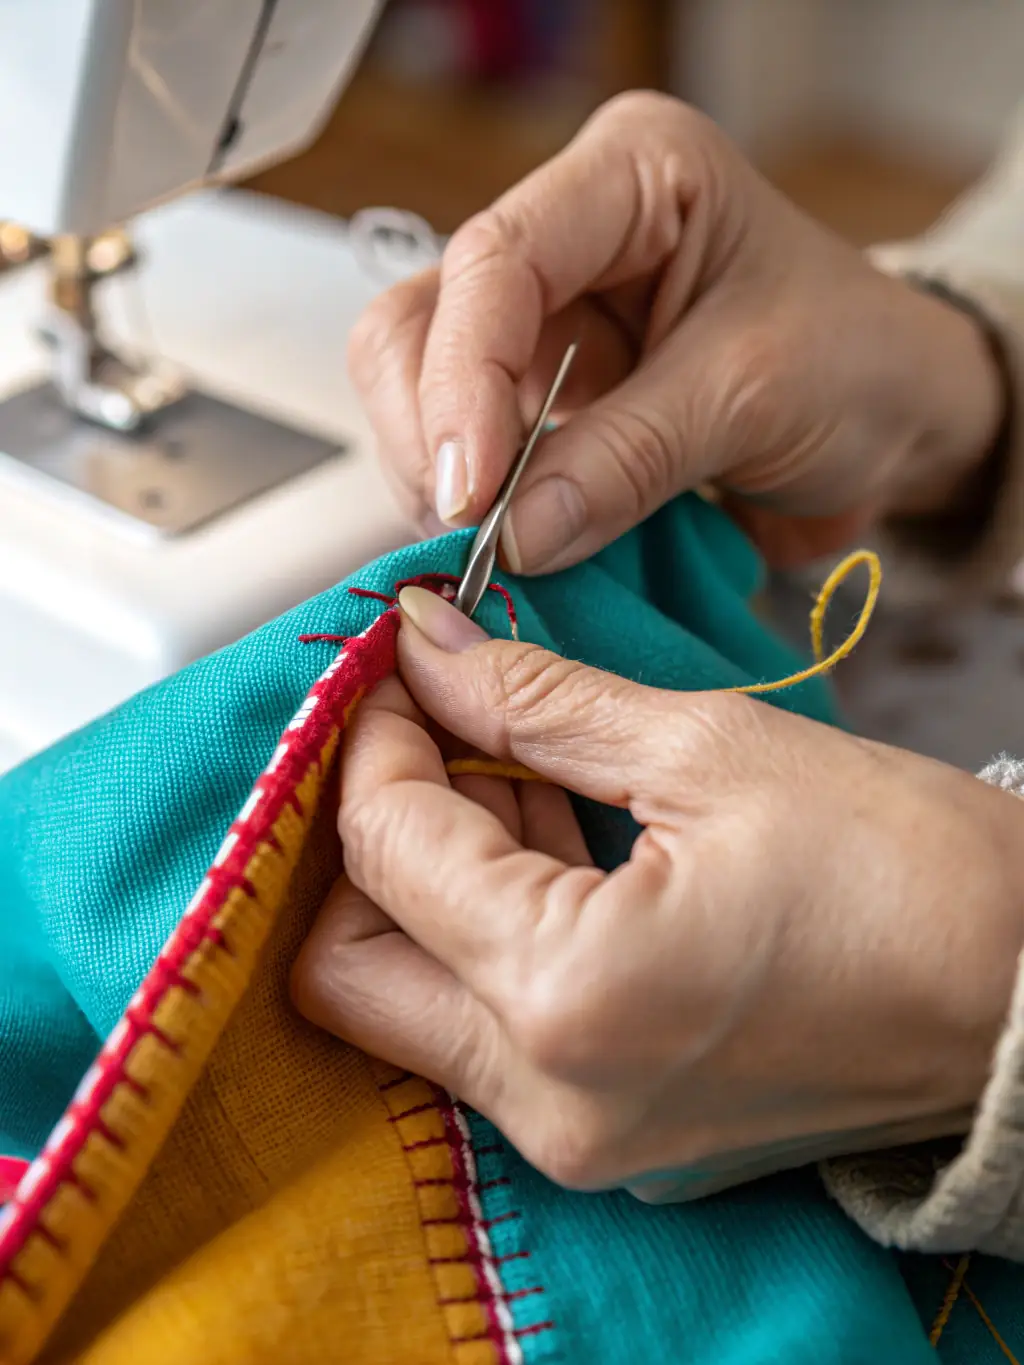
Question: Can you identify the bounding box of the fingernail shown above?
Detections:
[398,586,489,651]
[500,476,587,574]
[435,440,470,524]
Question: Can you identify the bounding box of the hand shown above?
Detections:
[348,92,1001,574]
[291,590,1024,1192]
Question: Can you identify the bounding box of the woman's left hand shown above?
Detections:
[291,589,1024,1193]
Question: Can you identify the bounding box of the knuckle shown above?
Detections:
[509,986,576,1075]
[589,92,720,163]
[337,785,393,897]
[592,89,690,134]
[589,405,678,519]
[476,645,603,740]
[527,1131,605,1192]
[514,1100,619,1191]
[346,277,431,390]
[506,965,609,1080]
[442,210,520,285]
[722,323,788,395]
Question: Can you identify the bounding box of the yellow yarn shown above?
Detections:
[730,548,882,695]
[446,759,543,782]
[442,549,882,787]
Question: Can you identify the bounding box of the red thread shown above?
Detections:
[388,1102,438,1123]
[0,1157,29,1204]
[400,1135,450,1154]
[298,634,351,645]
[348,587,396,605]
[507,1286,545,1303]
[0,606,403,1284]
[486,582,518,636]
[379,1070,416,1092]
[92,1120,125,1151]
[483,1211,521,1230]
[516,1321,555,1339]
[431,1090,547,1361]
[65,1172,98,1203]
[31,1224,65,1252]
[479,1177,511,1191]
[439,1286,543,1307]
[394,573,518,636]
[450,1322,554,1345]
[4,1266,37,1300]
[382,1075,551,1364]
[423,1212,520,1230]
[142,1024,181,1055]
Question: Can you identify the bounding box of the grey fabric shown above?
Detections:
[822,756,1024,1258]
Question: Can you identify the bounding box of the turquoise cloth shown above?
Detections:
[0,494,1012,1361]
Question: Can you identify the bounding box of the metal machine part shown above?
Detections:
[0,2,385,240]
[0,227,343,535]
[0,0,383,534]
[0,382,342,538]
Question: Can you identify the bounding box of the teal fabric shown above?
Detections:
[0,492,1011,1362]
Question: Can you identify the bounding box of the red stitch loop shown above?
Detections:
[0,608,405,1294]
[348,587,396,605]
[378,1070,416,1092]
[299,573,519,647]
[387,1102,439,1123]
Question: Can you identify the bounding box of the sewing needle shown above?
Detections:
[453,340,578,620]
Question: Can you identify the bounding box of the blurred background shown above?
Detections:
[3,0,1022,772]
[248,0,1020,248]
[245,0,1024,770]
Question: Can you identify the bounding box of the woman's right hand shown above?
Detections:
[348,92,1002,572]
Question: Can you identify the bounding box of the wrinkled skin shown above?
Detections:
[347,92,999,573]
[292,592,1024,1190]
[292,94,1019,1188]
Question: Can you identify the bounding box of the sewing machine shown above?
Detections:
[0,0,416,773]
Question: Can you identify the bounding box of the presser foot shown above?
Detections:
[0,381,345,538]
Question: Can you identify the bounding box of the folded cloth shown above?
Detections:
[0,495,1008,1364]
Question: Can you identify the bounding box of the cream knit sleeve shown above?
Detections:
[868,107,1024,601]
[822,757,1024,1261]
[818,121,1024,1253]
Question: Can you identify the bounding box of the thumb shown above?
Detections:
[499,336,721,576]
[395,586,699,806]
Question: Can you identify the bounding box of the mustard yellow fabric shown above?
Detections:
[43,791,459,1365]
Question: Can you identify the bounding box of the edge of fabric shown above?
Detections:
[0,609,400,1365]
[373,1065,555,1365]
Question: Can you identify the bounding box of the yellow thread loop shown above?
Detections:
[442,549,882,787]
[446,759,543,782]
[730,548,881,695]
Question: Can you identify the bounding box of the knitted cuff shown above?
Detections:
[822,756,1024,1259]
[869,247,1024,605]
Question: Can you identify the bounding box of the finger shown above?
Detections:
[347,269,439,526]
[450,771,523,841]
[519,781,594,867]
[350,270,634,531]
[498,326,725,574]
[396,588,735,812]
[290,876,502,1099]
[418,94,708,523]
[516,297,637,429]
[340,668,605,986]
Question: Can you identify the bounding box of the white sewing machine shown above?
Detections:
[0,0,418,773]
